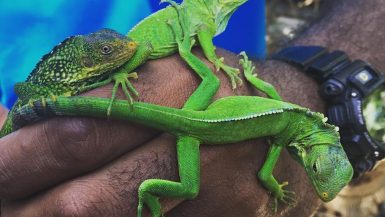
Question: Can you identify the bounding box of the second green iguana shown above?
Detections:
[95,0,250,114]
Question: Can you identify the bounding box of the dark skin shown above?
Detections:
[0,0,384,216]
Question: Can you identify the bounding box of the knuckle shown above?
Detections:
[57,201,88,217]
[44,118,100,164]
[56,184,119,217]
[56,194,92,217]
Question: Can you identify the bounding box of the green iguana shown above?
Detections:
[13,17,354,216]
[2,0,249,128]
[99,0,249,114]
[0,29,138,137]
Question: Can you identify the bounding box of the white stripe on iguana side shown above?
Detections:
[134,104,285,123]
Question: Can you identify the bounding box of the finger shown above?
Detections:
[1,134,179,217]
[2,135,269,217]
[0,114,159,199]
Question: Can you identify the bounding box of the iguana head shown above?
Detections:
[302,143,353,201]
[79,29,137,81]
[27,28,137,88]
[287,111,353,202]
[213,0,248,35]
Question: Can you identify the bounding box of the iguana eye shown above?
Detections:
[101,45,113,55]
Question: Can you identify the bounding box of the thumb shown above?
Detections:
[0,104,9,128]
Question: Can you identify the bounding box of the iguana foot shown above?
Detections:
[239,51,282,100]
[107,71,139,116]
[272,181,296,212]
[215,57,242,89]
[138,192,163,217]
[239,51,256,77]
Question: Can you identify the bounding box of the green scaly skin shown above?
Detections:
[0,29,138,137]
[13,27,354,217]
[109,0,249,111]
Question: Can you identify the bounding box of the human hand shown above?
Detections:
[0,48,322,216]
[5,0,384,215]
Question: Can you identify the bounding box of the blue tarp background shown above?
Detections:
[0,0,265,108]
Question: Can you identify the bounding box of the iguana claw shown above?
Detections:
[273,181,297,212]
[216,55,243,88]
[214,57,224,71]
[240,51,283,100]
[107,72,139,116]
[137,203,143,217]
[219,61,242,89]
[239,51,256,77]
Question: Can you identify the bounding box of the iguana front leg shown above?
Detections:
[239,52,282,101]
[197,29,243,89]
[258,143,296,212]
[163,0,242,90]
[241,53,296,210]
[166,1,220,111]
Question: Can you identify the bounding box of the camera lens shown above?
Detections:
[363,85,385,143]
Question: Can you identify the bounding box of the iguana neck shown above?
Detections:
[282,109,340,164]
[208,0,248,35]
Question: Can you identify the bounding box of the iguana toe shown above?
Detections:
[127,72,139,79]
[137,203,143,217]
[107,71,138,115]
[272,181,297,212]
[282,190,296,206]
[220,63,242,89]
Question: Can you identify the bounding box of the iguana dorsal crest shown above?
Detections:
[27,36,76,82]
